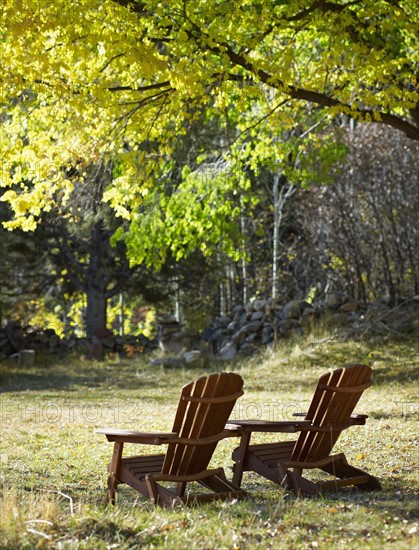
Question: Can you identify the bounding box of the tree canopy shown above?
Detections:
[1,0,418,243]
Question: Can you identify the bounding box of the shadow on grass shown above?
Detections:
[0,371,105,393]
[371,365,419,386]
[241,478,418,520]
[0,357,214,394]
[89,477,417,523]
[0,360,120,393]
[321,478,419,520]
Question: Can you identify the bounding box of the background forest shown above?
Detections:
[1,0,418,348]
[1,122,418,345]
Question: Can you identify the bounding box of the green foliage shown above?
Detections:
[1,0,418,259]
[124,164,252,268]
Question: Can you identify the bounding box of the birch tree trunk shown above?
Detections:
[272,173,295,300]
[240,215,248,305]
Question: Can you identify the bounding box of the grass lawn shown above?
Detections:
[0,328,418,549]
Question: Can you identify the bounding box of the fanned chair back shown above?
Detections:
[162,372,244,476]
[291,364,372,463]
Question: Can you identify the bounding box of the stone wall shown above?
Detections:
[1,295,417,364]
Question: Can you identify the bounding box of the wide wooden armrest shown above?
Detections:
[292,412,367,421]
[95,429,177,444]
[224,423,244,435]
[227,413,367,436]
[227,419,311,434]
[292,415,369,433]
[96,427,242,446]
[347,414,368,425]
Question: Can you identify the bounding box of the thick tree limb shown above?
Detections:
[110,0,419,141]
[194,29,419,141]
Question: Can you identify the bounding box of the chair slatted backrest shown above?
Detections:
[162,372,244,476]
[291,364,372,463]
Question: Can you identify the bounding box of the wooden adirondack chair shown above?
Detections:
[230,364,382,496]
[97,372,245,506]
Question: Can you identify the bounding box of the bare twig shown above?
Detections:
[46,490,74,515]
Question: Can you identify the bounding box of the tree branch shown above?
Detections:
[110,0,419,141]
[198,32,419,141]
[108,81,171,92]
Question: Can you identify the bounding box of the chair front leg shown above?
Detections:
[107,441,123,504]
[176,482,186,497]
[232,431,252,487]
[145,474,159,504]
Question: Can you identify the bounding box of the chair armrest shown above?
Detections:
[227,419,311,434]
[348,414,368,426]
[224,423,244,435]
[95,429,177,444]
[292,413,367,421]
[96,427,242,446]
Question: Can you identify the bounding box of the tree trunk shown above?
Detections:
[272,172,280,300]
[240,214,248,304]
[84,225,110,339]
[272,173,295,300]
[118,292,124,337]
[85,287,107,339]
